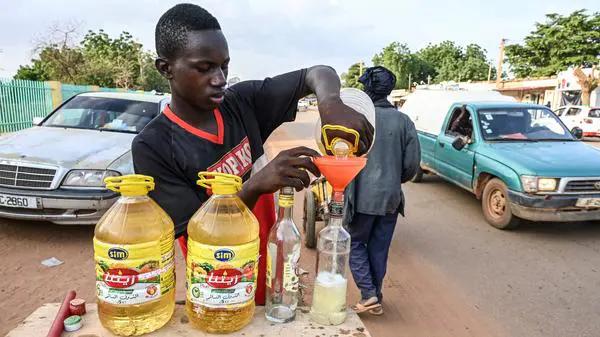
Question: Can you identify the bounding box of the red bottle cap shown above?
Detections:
[69,298,86,316]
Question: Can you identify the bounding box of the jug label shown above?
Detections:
[93,233,175,305]
[187,239,259,307]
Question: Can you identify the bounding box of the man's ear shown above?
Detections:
[155,58,173,80]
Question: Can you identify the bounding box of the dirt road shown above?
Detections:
[2,110,600,336]
[265,111,503,337]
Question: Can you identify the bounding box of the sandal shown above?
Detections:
[351,297,381,314]
[369,306,384,316]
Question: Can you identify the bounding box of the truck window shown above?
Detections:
[589,109,600,118]
[479,108,573,141]
[446,107,473,139]
[566,107,581,116]
[554,108,565,116]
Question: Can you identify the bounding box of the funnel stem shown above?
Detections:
[332,191,344,204]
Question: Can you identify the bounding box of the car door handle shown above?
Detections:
[439,142,445,148]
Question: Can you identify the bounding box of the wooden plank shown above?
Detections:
[7,303,371,337]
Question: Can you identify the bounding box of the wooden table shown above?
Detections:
[6,303,371,337]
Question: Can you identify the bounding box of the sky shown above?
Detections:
[0,0,598,81]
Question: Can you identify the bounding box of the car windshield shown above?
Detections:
[478,107,574,141]
[43,96,159,133]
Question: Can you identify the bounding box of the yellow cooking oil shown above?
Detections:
[186,172,260,333]
[94,175,175,336]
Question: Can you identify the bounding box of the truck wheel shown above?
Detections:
[481,178,520,230]
[303,189,317,248]
[411,166,424,183]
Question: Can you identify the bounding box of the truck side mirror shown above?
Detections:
[571,127,583,140]
[452,137,467,151]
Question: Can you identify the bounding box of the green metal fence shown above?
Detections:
[61,85,142,102]
[0,79,157,133]
[0,78,53,133]
[61,84,94,102]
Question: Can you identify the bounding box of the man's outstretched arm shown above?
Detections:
[305,65,374,155]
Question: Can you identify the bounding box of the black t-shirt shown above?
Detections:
[132,69,308,237]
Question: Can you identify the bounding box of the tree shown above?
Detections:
[80,30,143,88]
[418,41,493,82]
[14,27,169,92]
[139,52,171,92]
[461,44,495,81]
[372,42,433,89]
[341,62,364,89]
[505,10,600,77]
[15,24,84,82]
[573,66,599,106]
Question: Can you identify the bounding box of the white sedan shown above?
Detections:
[0,92,169,224]
[554,105,600,137]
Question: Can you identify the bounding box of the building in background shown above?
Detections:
[494,77,557,107]
[395,67,599,110]
[555,68,600,107]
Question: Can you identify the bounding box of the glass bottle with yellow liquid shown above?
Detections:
[94,175,175,336]
[186,172,260,333]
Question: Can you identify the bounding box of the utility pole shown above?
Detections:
[496,38,506,88]
[408,73,412,91]
[487,63,492,82]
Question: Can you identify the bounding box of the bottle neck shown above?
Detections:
[329,197,344,225]
[277,191,294,220]
[328,215,343,227]
[278,203,293,220]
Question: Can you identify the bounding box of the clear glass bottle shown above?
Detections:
[265,187,301,323]
[309,198,350,326]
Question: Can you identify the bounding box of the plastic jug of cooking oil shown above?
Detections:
[94,175,175,336]
[314,87,376,156]
[186,172,260,333]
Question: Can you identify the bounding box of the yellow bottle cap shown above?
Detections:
[278,187,294,207]
[104,175,154,196]
[197,172,242,195]
[321,124,360,156]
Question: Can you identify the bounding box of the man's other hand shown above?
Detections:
[243,147,321,201]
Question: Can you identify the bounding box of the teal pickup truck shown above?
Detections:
[403,90,600,229]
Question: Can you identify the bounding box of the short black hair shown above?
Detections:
[155,3,221,59]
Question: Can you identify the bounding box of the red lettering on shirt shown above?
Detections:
[207,137,252,176]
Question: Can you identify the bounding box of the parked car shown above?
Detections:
[554,105,600,137]
[404,89,600,229]
[298,99,310,111]
[0,92,169,225]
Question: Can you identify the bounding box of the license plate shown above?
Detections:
[576,198,600,208]
[0,194,40,209]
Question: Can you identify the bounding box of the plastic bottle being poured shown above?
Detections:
[310,88,375,325]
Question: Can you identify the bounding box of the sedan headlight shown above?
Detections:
[520,176,559,193]
[62,170,120,187]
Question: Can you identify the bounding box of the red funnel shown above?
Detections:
[314,156,367,192]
